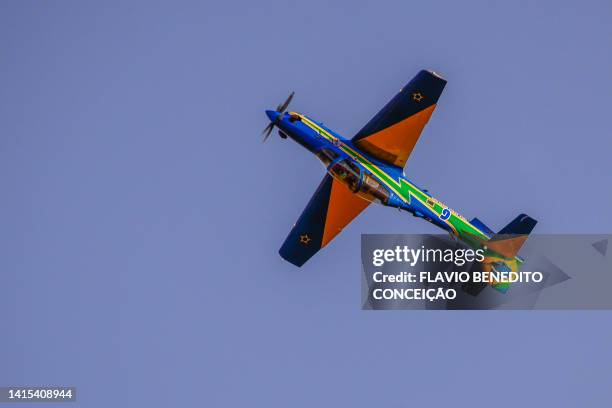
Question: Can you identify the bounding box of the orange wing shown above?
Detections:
[352,70,447,168]
[279,175,369,266]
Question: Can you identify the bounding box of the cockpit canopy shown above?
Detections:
[315,149,390,204]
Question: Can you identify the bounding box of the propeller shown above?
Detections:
[262,91,294,143]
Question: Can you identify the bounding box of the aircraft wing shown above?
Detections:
[352,70,447,168]
[279,174,369,266]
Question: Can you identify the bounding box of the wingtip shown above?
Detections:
[278,249,306,267]
[427,69,445,80]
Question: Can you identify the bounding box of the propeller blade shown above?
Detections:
[261,123,274,143]
[277,91,294,114]
[263,91,294,143]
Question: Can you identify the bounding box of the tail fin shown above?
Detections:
[497,213,538,236]
[485,214,537,293]
[485,214,537,259]
[462,214,538,295]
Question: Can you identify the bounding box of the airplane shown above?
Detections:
[263,70,536,287]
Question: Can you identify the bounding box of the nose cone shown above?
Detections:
[266,110,280,122]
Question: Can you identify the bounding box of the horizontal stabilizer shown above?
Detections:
[470,217,494,237]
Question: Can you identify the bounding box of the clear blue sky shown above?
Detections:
[1,1,611,407]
